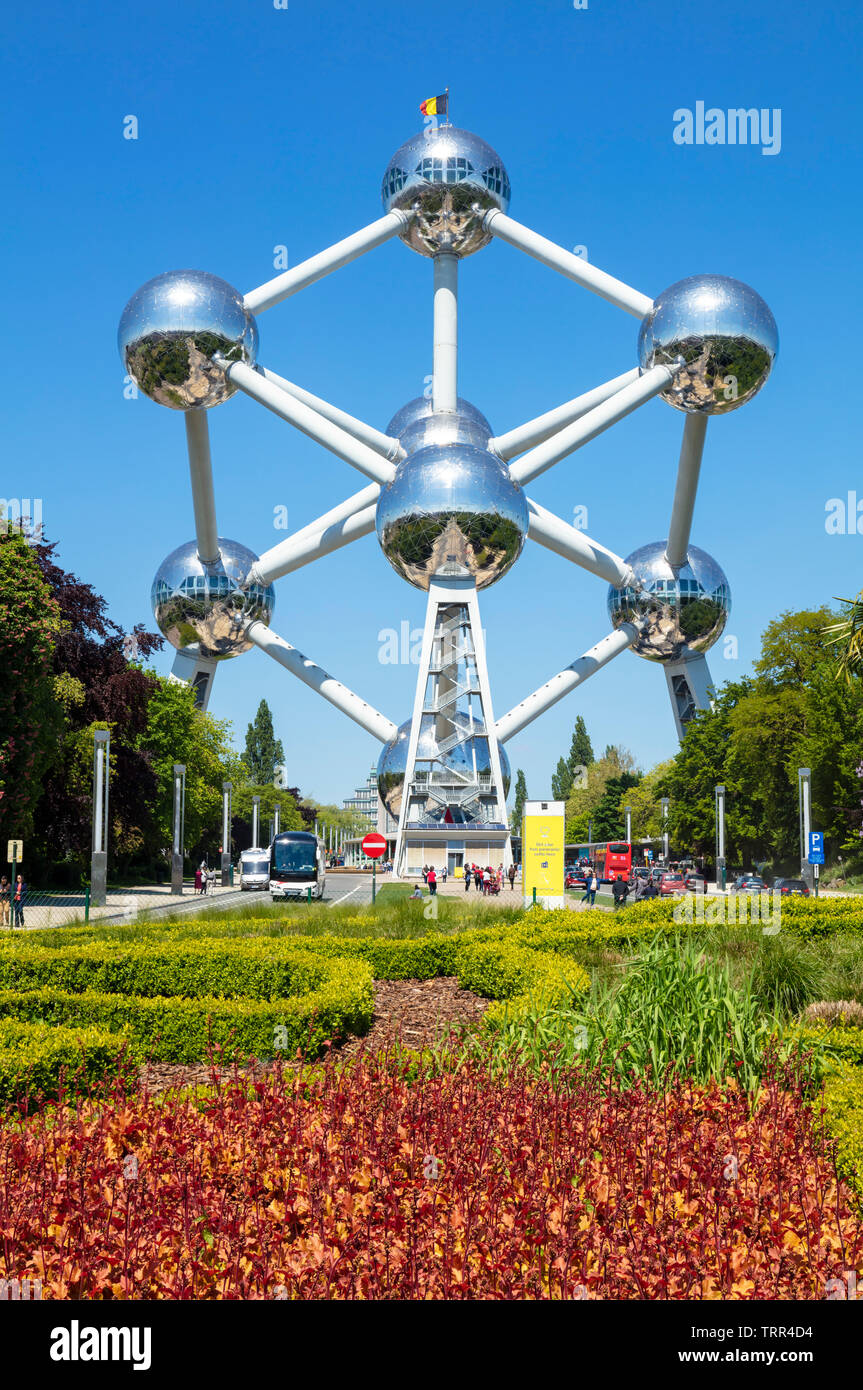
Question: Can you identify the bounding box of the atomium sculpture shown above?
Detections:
[119,120,777,875]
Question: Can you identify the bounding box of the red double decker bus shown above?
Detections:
[596,842,632,883]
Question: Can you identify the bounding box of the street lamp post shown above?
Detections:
[715,784,726,891]
[221,781,232,887]
[252,795,261,850]
[624,804,632,844]
[274,802,281,837]
[172,763,186,895]
[798,767,812,884]
[90,729,110,907]
[660,797,669,864]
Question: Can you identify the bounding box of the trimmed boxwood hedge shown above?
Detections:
[0,967,374,1065]
[0,1018,127,1106]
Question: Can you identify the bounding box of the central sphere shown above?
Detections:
[638,274,777,415]
[607,542,730,663]
[376,442,528,590]
[151,538,275,660]
[381,127,510,257]
[118,270,258,410]
[377,718,511,821]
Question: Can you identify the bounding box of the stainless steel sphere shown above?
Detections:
[119,270,258,410]
[151,538,275,660]
[638,275,777,415]
[386,396,493,454]
[607,542,730,663]
[376,443,528,590]
[382,127,510,257]
[377,717,511,820]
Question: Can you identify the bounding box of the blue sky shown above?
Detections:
[5,0,862,805]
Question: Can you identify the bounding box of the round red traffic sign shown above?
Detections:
[361,833,387,859]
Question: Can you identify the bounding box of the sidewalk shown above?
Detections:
[1,882,241,932]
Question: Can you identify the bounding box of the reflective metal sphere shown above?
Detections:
[382,127,510,257]
[376,443,528,590]
[638,275,777,415]
[386,396,493,454]
[119,270,258,410]
[377,717,511,820]
[151,538,275,660]
[607,542,730,663]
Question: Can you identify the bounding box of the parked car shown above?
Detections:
[772,877,811,897]
[684,871,708,891]
[660,873,687,896]
[565,869,587,890]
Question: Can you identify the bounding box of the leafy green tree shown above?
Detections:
[511,769,528,835]
[243,699,284,786]
[625,760,675,841]
[591,772,640,841]
[0,529,63,847]
[567,715,594,783]
[551,757,572,801]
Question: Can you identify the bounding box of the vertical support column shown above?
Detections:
[715,784,726,890]
[171,763,186,895]
[185,410,219,564]
[252,796,261,850]
[664,653,714,741]
[798,767,812,884]
[432,254,458,413]
[221,781,232,887]
[661,797,670,864]
[90,729,110,907]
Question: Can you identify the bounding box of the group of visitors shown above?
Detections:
[580,868,661,910]
[194,862,216,896]
[464,863,516,894]
[0,874,26,928]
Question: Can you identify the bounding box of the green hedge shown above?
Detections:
[0,1018,127,1106]
[456,942,590,1029]
[0,939,344,1001]
[0,955,374,1064]
[823,1062,863,1201]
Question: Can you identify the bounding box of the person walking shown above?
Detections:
[464,866,472,892]
[441,865,447,885]
[194,867,203,895]
[475,864,483,892]
[507,863,516,890]
[0,876,9,928]
[581,870,598,907]
[427,866,437,896]
[422,865,429,885]
[634,873,647,902]
[612,875,629,911]
[12,875,26,928]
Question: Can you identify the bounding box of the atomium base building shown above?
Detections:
[120,120,776,878]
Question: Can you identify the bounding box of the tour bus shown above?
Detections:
[269,830,326,900]
[239,847,271,891]
[596,841,632,883]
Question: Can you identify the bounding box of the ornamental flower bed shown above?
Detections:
[1,1053,860,1300]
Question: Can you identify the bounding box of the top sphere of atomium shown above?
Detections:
[638,274,777,415]
[151,538,275,660]
[376,440,528,591]
[382,126,510,257]
[118,270,258,410]
[607,542,730,663]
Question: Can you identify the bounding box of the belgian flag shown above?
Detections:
[420,92,448,117]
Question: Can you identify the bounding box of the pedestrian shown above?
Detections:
[422,864,429,884]
[427,866,437,896]
[12,875,26,928]
[441,865,447,884]
[612,875,629,910]
[581,870,598,907]
[194,867,203,894]
[464,866,472,892]
[634,873,647,902]
[207,869,216,895]
[0,876,9,928]
[476,864,483,892]
[507,863,516,890]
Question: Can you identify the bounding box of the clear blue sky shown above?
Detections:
[5,0,861,804]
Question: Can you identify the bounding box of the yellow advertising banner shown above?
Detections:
[522,802,565,906]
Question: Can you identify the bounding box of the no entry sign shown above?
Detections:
[361,833,387,859]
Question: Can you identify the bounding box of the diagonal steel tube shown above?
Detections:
[244,210,413,314]
[495,625,639,743]
[489,368,641,461]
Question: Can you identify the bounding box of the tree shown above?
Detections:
[0,529,64,849]
[511,770,528,835]
[243,699,284,786]
[591,772,640,841]
[551,757,572,801]
[567,715,594,783]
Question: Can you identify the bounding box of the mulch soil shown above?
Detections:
[137,977,488,1095]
